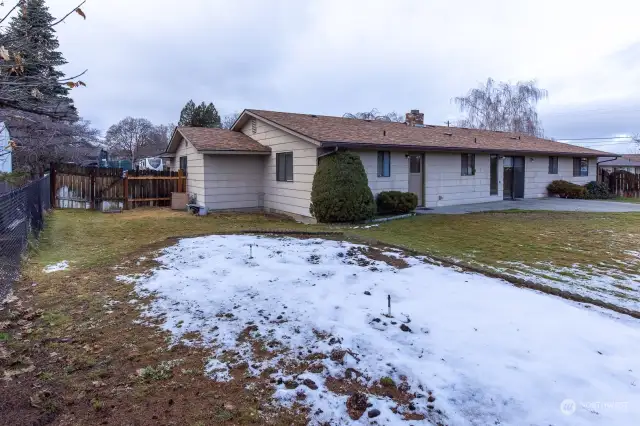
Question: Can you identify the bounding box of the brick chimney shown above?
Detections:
[405,109,424,127]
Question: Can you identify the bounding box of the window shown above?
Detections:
[461,153,476,176]
[179,156,187,173]
[548,156,558,174]
[409,155,421,173]
[377,151,390,177]
[490,155,498,195]
[276,152,293,182]
[573,157,588,177]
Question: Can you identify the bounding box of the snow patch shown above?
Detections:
[43,261,69,273]
[124,235,640,426]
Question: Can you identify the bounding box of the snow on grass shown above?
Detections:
[126,235,640,425]
[42,260,69,273]
[490,260,640,310]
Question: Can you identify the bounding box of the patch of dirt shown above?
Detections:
[343,246,410,269]
[0,240,307,426]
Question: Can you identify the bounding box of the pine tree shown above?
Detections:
[178,100,196,126]
[4,0,77,119]
[178,100,221,128]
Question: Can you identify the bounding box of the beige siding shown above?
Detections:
[425,153,503,207]
[352,150,409,196]
[242,118,317,218]
[203,155,265,210]
[172,137,205,206]
[524,156,597,198]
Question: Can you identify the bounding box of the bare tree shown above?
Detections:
[633,133,640,154]
[105,117,155,165]
[343,109,405,122]
[137,123,173,158]
[221,112,240,129]
[0,0,88,121]
[454,78,548,137]
[0,110,100,174]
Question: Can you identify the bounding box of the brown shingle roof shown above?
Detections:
[598,154,640,167]
[177,127,270,153]
[246,110,613,157]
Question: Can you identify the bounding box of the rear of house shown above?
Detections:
[163,109,610,221]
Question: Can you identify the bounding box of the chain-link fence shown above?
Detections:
[0,175,50,299]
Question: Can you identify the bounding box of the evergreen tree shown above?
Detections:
[178,100,196,126]
[178,100,221,127]
[4,0,77,120]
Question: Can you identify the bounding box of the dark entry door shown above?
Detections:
[513,156,525,198]
[503,157,514,199]
[503,156,525,199]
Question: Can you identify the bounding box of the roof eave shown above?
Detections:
[319,141,612,157]
[199,149,271,155]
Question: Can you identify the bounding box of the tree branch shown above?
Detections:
[0,1,22,26]
[51,0,87,26]
[58,69,88,82]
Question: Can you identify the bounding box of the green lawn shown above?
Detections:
[348,211,640,310]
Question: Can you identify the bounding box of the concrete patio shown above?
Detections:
[416,198,640,214]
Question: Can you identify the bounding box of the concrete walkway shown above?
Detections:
[416,198,640,214]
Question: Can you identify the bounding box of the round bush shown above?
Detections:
[585,181,610,199]
[376,191,418,215]
[310,152,376,223]
[547,180,587,199]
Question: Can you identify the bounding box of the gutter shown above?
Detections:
[320,141,609,157]
[596,156,620,167]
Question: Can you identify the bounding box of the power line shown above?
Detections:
[557,136,633,141]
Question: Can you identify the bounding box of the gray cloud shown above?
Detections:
[40,0,640,151]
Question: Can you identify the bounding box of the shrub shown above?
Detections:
[380,376,396,387]
[546,180,587,199]
[584,181,610,199]
[376,191,418,215]
[310,152,376,223]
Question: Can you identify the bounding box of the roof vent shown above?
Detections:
[365,119,372,122]
[444,132,453,136]
[310,114,318,118]
[414,124,424,128]
[251,118,257,134]
[383,130,386,136]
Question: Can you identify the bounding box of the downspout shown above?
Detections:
[317,146,339,163]
[596,156,620,181]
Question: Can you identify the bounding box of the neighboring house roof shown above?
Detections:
[166,127,271,154]
[238,109,613,157]
[598,154,640,167]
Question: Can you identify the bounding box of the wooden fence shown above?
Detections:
[51,163,186,210]
[600,169,640,198]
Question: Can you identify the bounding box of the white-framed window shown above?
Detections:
[461,153,475,176]
[377,151,390,177]
[276,152,293,182]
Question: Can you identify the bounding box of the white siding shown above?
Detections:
[524,156,597,198]
[172,137,205,206]
[203,155,265,210]
[242,119,317,218]
[425,153,503,207]
[352,150,409,196]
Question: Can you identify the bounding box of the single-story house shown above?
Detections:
[162,109,613,222]
[598,155,640,175]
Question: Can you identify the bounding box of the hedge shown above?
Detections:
[376,191,418,215]
[546,180,587,199]
[309,152,376,223]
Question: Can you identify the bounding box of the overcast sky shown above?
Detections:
[42,0,640,153]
